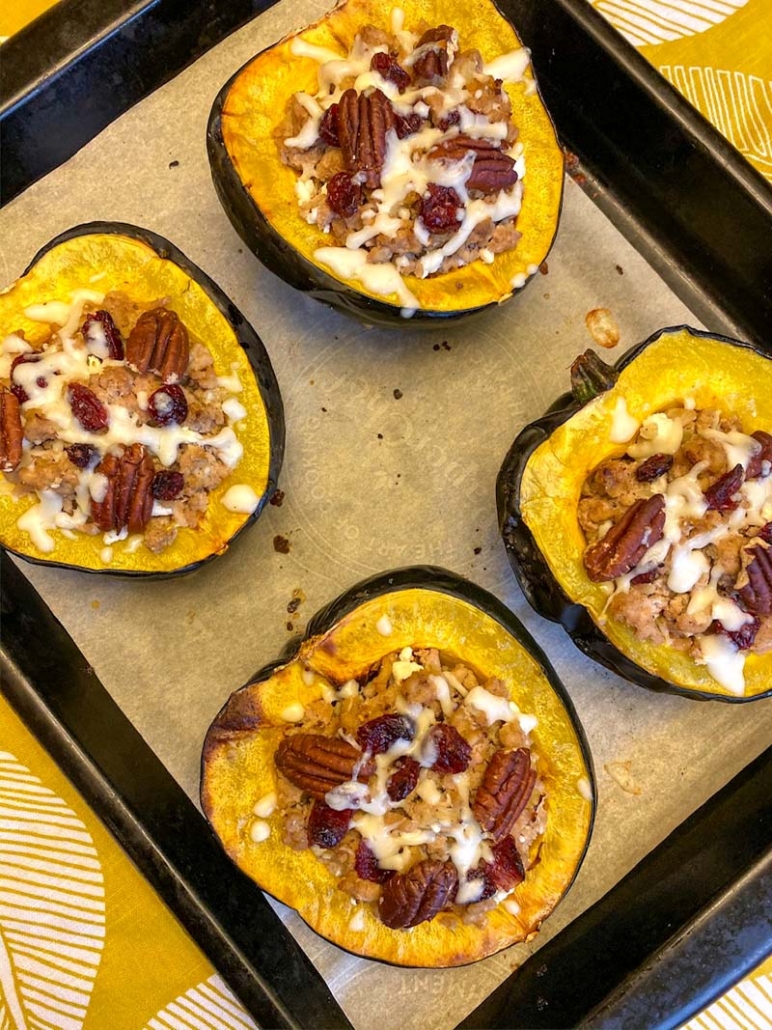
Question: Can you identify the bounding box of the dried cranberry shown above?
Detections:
[630,568,659,586]
[65,443,98,469]
[395,112,424,139]
[760,523,772,544]
[148,384,187,426]
[306,806,351,851]
[714,618,760,651]
[152,470,184,501]
[419,184,463,234]
[487,836,526,891]
[356,714,414,755]
[437,109,460,132]
[466,869,498,901]
[318,104,340,147]
[11,353,40,375]
[427,723,471,774]
[355,840,394,883]
[746,431,772,479]
[704,464,744,512]
[636,453,673,482]
[82,310,124,360]
[370,52,410,93]
[467,837,525,902]
[326,172,362,219]
[307,801,353,849]
[9,353,41,402]
[68,383,109,432]
[386,757,421,802]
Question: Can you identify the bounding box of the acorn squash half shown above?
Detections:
[497,326,772,702]
[206,0,563,326]
[201,566,594,967]
[0,222,284,576]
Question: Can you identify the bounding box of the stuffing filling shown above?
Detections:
[252,648,546,930]
[580,401,772,694]
[280,14,530,296]
[0,289,250,560]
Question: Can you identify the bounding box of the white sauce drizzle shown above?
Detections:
[222,484,260,513]
[279,702,305,723]
[253,792,277,818]
[465,686,518,725]
[250,820,271,843]
[609,398,639,444]
[627,412,683,459]
[697,635,746,695]
[376,614,393,636]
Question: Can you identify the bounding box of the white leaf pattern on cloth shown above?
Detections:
[589,0,748,46]
[659,65,772,175]
[0,751,105,1030]
[142,974,258,1030]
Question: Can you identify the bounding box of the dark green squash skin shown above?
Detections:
[496,324,772,704]
[206,60,562,329]
[201,564,596,965]
[3,221,285,578]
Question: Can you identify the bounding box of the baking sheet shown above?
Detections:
[1,2,771,1026]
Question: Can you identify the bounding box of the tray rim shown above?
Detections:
[1,0,771,1024]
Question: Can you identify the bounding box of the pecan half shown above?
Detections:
[746,431,772,479]
[411,26,455,86]
[126,308,190,382]
[378,858,458,928]
[736,541,772,615]
[338,88,395,189]
[0,390,23,472]
[90,444,155,534]
[274,733,374,800]
[417,24,455,46]
[584,494,666,582]
[411,47,448,85]
[472,748,536,843]
[428,136,517,194]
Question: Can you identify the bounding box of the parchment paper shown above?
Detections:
[1,3,770,1026]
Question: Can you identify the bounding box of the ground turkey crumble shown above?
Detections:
[280,21,526,279]
[580,404,772,672]
[1,290,242,556]
[257,647,546,930]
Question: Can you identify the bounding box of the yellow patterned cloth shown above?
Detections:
[679,955,772,1030]
[590,0,772,180]
[0,692,257,1029]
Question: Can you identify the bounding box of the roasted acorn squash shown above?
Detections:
[497,326,772,702]
[207,0,563,326]
[0,222,284,576]
[201,567,594,967]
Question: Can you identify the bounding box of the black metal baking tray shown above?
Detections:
[1,0,771,1025]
